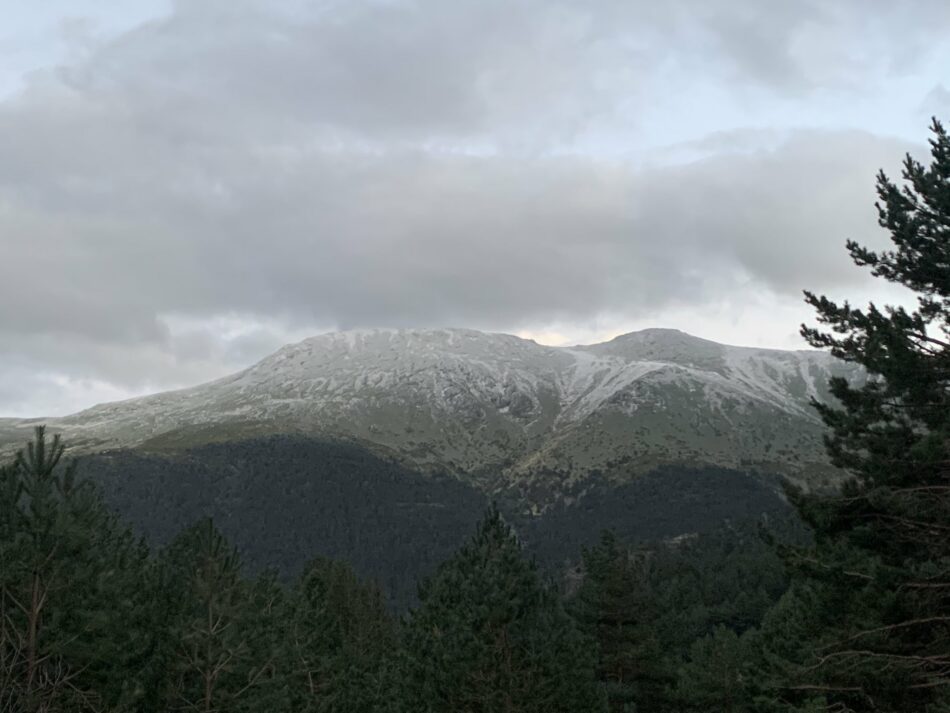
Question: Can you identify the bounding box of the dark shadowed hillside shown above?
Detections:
[523,466,798,569]
[79,435,796,607]
[80,436,487,609]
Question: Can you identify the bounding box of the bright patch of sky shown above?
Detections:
[0,1,172,98]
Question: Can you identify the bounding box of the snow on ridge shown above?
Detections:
[557,350,666,420]
[4,328,847,449]
[718,347,834,418]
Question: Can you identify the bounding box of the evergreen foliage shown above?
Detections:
[78,438,792,611]
[676,625,760,713]
[647,521,793,657]
[0,426,155,712]
[158,518,286,712]
[771,118,950,711]
[283,557,395,712]
[0,427,804,712]
[399,506,607,712]
[79,437,488,610]
[570,531,671,712]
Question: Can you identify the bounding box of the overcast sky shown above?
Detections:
[1,0,949,416]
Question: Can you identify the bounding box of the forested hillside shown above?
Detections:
[77,435,794,608]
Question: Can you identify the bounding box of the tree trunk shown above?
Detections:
[25,571,41,692]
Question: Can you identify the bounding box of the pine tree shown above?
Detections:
[571,531,672,712]
[284,557,395,712]
[160,518,286,712]
[676,625,759,713]
[399,506,607,713]
[773,118,950,711]
[0,426,156,712]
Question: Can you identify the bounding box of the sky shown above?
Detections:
[1,0,949,417]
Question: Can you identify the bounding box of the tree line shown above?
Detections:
[1,119,947,711]
[0,427,789,712]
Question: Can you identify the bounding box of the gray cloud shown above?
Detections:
[0,0,946,415]
[0,122,912,367]
[45,0,950,143]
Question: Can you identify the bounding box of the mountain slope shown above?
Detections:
[75,435,796,609]
[0,328,861,500]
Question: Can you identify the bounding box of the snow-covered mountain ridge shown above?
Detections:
[0,328,861,497]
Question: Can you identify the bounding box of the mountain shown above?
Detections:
[0,327,859,504]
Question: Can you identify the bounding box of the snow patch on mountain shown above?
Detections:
[0,328,861,492]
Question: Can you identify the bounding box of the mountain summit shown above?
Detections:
[0,328,860,499]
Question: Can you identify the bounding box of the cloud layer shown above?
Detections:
[1,0,947,415]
